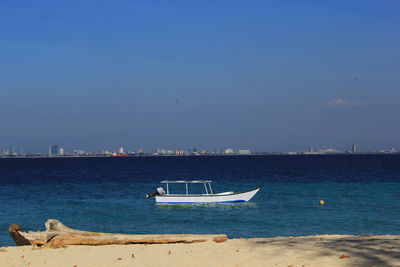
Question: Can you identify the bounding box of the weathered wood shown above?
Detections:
[11,219,228,248]
[8,224,31,246]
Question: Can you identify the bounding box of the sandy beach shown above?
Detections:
[0,235,399,267]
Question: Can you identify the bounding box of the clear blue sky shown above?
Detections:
[0,0,399,153]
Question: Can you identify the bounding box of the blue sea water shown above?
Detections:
[0,154,399,246]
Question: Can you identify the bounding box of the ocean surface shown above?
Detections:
[0,154,399,246]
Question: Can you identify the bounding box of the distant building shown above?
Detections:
[224,148,234,154]
[118,147,124,154]
[238,149,251,155]
[101,150,112,155]
[318,148,338,153]
[378,148,396,153]
[155,149,167,155]
[199,149,207,155]
[175,149,185,155]
[304,147,317,154]
[351,144,356,153]
[7,145,15,156]
[49,145,59,155]
[74,149,85,155]
[59,147,64,155]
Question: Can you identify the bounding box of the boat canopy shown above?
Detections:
[160,180,212,183]
[160,180,214,195]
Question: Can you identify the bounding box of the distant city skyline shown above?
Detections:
[1,137,399,154]
[1,142,397,156]
[1,1,399,152]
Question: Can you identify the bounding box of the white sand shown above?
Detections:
[0,235,399,267]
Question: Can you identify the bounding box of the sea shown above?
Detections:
[0,154,399,246]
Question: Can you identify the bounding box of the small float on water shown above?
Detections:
[146,180,260,204]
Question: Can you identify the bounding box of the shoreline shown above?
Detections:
[1,152,399,159]
[1,234,399,267]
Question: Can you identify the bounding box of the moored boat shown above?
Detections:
[146,180,260,204]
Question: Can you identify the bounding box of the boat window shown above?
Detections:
[204,183,209,194]
[208,182,213,194]
[164,183,209,195]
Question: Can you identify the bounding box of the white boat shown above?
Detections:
[146,180,260,204]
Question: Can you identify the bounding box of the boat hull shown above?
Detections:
[155,188,260,204]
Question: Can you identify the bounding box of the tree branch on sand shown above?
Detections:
[8,219,227,248]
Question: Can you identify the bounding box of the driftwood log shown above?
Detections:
[8,224,31,246]
[9,219,227,248]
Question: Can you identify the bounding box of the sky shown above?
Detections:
[0,0,399,153]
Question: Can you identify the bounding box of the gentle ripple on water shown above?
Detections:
[0,155,399,246]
